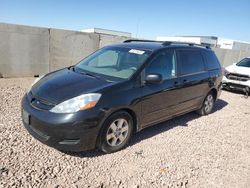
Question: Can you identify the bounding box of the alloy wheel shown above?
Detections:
[204,94,214,113]
[106,118,129,147]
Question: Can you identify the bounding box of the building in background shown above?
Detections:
[217,38,250,51]
[156,36,250,50]
[81,28,131,37]
[156,36,218,47]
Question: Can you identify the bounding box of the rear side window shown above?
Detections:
[205,51,221,70]
[178,50,205,75]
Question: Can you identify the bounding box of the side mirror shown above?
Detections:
[145,74,163,84]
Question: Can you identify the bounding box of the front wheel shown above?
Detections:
[196,92,215,115]
[98,111,134,153]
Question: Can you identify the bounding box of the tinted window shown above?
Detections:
[236,58,250,67]
[205,51,221,70]
[179,50,205,75]
[145,50,176,80]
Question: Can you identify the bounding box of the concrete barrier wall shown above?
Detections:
[0,23,129,77]
[238,50,250,61]
[99,34,129,48]
[0,23,49,77]
[1,23,250,77]
[49,29,100,71]
[213,48,250,67]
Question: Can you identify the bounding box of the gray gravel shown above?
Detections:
[0,78,250,188]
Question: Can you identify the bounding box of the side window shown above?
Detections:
[145,50,176,80]
[205,51,221,70]
[178,50,205,75]
[89,50,118,67]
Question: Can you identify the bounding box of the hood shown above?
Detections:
[226,64,250,76]
[31,68,116,104]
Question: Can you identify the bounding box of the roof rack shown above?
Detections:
[123,39,210,49]
[123,39,161,43]
[162,41,211,49]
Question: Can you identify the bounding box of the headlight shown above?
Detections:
[50,93,101,113]
[222,68,229,76]
[27,75,45,93]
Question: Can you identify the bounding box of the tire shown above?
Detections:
[98,111,134,153]
[196,92,215,115]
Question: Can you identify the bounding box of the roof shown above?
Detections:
[112,42,165,51]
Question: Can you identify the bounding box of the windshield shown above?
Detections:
[236,58,250,67]
[75,47,151,80]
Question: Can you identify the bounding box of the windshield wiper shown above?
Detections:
[78,71,102,80]
[68,65,75,71]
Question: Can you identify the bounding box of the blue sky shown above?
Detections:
[0,0,250,41]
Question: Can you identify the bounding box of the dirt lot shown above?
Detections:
[0,78,250,188]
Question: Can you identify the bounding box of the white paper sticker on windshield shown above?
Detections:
[129,49,145,55]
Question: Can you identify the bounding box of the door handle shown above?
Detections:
[163,81,179,91]
[183,79,187,83]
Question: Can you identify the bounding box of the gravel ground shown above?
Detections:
[0,78,250,188]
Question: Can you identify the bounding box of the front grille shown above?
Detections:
[226,73,250,82]
[227,83,247,89]
[28,92,55,110]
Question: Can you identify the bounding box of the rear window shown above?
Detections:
[178,50,205,75]
[205,51,221,70]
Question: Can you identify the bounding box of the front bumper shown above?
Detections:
[21,94,105,152]
[222,76,250,91]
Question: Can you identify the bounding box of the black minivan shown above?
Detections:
[21,40,222,153]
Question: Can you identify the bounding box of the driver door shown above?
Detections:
[140,49,181,127]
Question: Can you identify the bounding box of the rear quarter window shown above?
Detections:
[178,50,205,75]
[205,51,221,70]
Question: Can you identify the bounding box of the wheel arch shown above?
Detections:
[210,88,218,100]
[108,108,139,133]
[198,87,218,110]
[95,108,139,148]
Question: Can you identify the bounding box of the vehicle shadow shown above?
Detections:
[211,98,229,113]
[63,99,228,158]
[129,99,228,147]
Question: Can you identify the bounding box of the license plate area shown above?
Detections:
[22,109,30,125]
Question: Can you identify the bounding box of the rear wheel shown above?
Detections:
[98,111,134,153]
[196,92,215,115]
